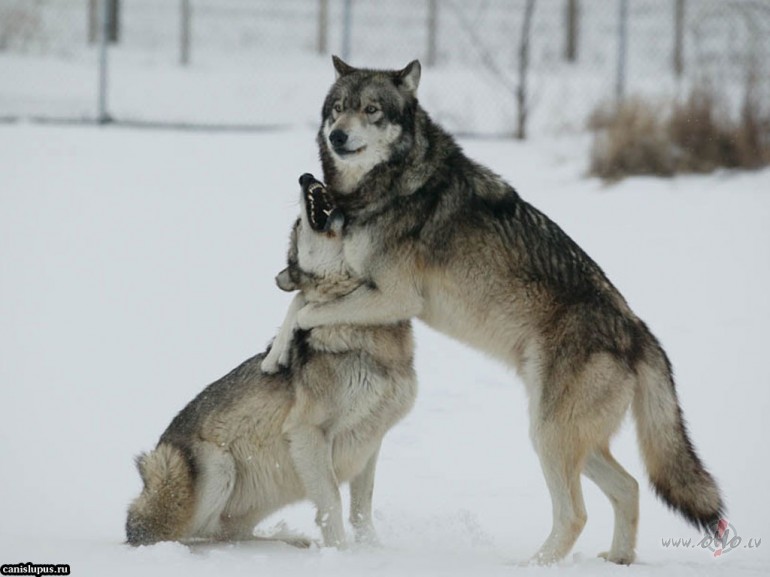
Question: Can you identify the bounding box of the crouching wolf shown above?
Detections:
[125,175,417,548]
[273,57,725,564]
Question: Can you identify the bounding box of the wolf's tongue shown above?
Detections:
[299,173,338,232]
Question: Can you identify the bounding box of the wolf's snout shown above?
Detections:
[329,129,348,149]
[299,173,316,187]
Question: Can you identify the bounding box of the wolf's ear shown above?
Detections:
[134,453,148,486]
[395,60,421,94]
[332,55,357,79]
[276,267,298,292]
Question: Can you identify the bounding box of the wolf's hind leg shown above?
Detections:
[215,516,314,549]
[287,426,346,547]
[349,444,381,545]
[530,428,588,565]
[187,443,237,539]
[583,447,639,565]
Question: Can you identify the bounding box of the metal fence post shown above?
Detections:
[180,0,191,66]
[516,0,537,139]
[615,0,628,100]
[318,0,329,54]
[341,0,352,61]
[426,0,438,66]
[673,0,685,77]
[97,0,111,123]
[88,0,98,44]
[565,0,579,62]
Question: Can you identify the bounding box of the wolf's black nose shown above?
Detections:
[329,129,348,148]
[299,173,316,187]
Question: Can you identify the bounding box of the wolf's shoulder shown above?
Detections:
[422,146,522,219]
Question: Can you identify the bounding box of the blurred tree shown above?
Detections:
[447,0,535,138]
[565,0,579,62]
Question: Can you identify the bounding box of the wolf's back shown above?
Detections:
[126,443,196,545]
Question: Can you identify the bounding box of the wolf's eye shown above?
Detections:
[333,103,343,113]
[364,105,379,115]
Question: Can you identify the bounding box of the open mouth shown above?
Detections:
[333,145,367,157]
[299,173,340,233]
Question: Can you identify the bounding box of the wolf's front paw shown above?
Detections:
[261,343,290,374]
[598,550,635,565]
[261,351,282,374]
[353,524,380,548]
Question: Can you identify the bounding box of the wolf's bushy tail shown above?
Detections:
[632,345,725,533]
[126,443,196,545]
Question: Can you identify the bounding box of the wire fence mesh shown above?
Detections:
[1,0,769,137]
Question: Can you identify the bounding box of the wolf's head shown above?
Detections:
[318,57,421,194]
[275,174,350,295]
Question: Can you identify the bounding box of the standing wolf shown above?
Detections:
[272,57,724,564]
[126,175,416,548]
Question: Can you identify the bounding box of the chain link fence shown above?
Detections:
[1,0,769,137]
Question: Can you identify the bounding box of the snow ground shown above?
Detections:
[0,123,769,576]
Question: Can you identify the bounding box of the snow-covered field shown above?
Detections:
[1,123,769,577]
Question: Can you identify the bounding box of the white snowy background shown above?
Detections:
[1,1,770,576]
[1,123,768,576]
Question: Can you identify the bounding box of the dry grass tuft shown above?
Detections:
[589,85,770,181]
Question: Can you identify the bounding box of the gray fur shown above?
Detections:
[125,185,417,548]
[283,56,725,565]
